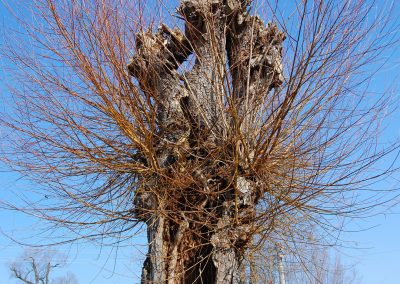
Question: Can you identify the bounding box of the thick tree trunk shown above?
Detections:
[141,216,243,284]
[128,1,285,283]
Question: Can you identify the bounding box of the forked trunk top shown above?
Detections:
[128,0,284,283]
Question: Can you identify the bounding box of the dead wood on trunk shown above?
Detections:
[3,0,394,283]
[128,1,284,283]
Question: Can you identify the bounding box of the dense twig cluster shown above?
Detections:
[1,0,398,283]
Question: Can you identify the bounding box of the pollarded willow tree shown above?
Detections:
[1,0,398,283]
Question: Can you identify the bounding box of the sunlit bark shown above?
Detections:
[1,0,397,283]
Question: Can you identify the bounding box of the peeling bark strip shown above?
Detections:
[128,0,284,283]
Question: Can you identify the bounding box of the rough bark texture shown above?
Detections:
[128,0,284,283]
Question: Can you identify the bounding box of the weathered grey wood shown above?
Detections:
[128,0,284,282]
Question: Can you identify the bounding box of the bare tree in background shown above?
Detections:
[285,247,361,284]
[1,0,398,283]
[246,240,361,284]
[9,249,78,284]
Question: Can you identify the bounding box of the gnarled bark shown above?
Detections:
[128,1,284,283]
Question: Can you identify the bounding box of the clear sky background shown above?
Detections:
[1,1,400,283]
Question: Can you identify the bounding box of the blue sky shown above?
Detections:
[1,1,400,283]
